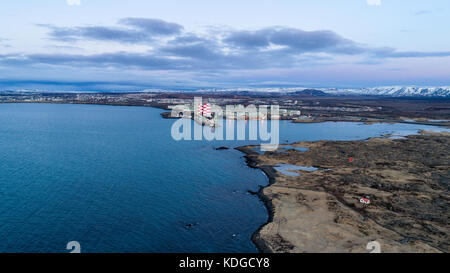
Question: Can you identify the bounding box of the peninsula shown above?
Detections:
[238,131,449,253]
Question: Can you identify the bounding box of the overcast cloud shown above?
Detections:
[0,16,449,90]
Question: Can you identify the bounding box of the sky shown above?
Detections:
[0,0,449,91]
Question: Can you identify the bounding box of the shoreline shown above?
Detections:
[235,146,278,253]
[2,102,449,128]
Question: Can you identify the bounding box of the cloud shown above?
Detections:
[38,18,183,43]
[414,10,430,16]
[66,0,81,6]
[377,51,450,58]
[162,44,222,60]
[40,25,148,43]
[366,0,381,6]
[224,29,271,48]
[38,19,368,57]
[0,38,12,48]
[3,46,449,75]
[119,18,183,35]
[4,18,450,75]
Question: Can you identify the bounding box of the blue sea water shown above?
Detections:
[274,164,318,177]
[0,103,448,253]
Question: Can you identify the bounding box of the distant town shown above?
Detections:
[1,90,449,127]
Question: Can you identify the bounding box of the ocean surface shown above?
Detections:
[0,103,448,253]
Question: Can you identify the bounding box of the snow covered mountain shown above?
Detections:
[326,86,450,97]
[196,86,450,97]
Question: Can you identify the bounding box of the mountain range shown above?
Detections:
[196,86,450,97]
[325,86,450,97]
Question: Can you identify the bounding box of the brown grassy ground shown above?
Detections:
[241,132,449,253]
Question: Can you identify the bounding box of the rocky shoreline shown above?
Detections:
[235,147,279,253]
[237,131,450,253]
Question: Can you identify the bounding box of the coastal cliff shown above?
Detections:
[238,132,449,253]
